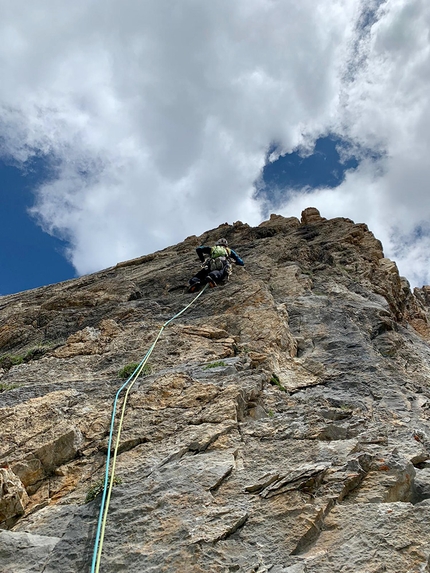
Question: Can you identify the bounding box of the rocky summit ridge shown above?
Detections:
[1,207,430,572]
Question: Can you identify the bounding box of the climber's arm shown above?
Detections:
[196,246,211,262]
[230,249,245,266]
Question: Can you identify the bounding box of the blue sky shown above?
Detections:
[257,136,360,214]
[1,0,430,292]
[0,158,75,294]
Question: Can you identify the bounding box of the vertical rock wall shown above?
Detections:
[1,209,430,572]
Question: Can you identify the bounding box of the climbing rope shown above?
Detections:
[90,284,208,573]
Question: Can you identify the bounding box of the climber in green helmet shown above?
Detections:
[188,238,244,293]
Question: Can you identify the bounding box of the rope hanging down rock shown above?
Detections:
[91,284,208,573]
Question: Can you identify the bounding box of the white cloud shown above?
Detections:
[0,0,357,273]
[278,0,430,286]
[0,0,429,287]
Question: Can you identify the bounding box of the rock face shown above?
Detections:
[1,208,430,572]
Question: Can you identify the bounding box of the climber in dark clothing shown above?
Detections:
[188,238,244,293]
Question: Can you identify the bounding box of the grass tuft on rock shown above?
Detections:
[269,373,287,392]
[118,362,151,380]
[0,382,20,393]
[0,355,24,369]
[85,476,123,503]
[0,344,53,371]
[203,361,227,370]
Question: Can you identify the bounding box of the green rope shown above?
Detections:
[92,284,208,572]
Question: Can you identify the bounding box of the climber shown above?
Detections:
[188,238,244,293]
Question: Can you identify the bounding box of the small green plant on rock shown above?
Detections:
[269,373,287,392]
[85,476,123,503]
[233,344,250,356]
[23,344,52,361]
[118,362,151,380]
[203,361,227,370]
[0,344,53,371]
[0,355,24,369]
[0,382,19,392]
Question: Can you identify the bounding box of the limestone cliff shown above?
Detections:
[1,207,430,572]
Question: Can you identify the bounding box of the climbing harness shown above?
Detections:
[90,284,208,573]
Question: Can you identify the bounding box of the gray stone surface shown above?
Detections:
[1,209,430,571]
[0,530,60,572]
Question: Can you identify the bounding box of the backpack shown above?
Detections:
[207,246,232,273]
[211,245,229,259]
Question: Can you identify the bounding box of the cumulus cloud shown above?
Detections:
[276,0,430,285]
[0,0,357,272]
[0,0,429,286]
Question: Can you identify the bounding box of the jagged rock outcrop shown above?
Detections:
[1,208,430,572]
